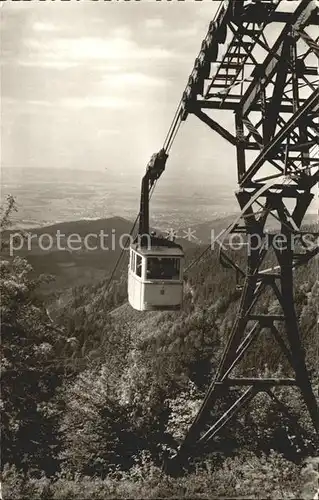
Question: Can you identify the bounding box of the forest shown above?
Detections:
[1,196,318,499]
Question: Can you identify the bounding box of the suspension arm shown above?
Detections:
[138,149,168,236]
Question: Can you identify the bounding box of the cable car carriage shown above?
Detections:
[128,148,184,311]
[128,236,184,311]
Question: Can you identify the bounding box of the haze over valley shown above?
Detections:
[2,166,239,231]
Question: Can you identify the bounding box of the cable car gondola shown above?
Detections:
[128,236,184,311]
[128,149,184,311]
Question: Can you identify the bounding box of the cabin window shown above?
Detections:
[136,254,142,277]
[146,257,180,280]
[130,251,135,272]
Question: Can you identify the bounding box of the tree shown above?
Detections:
[59,367,138,477]
[1,255,66,474]
[1,198,66,474]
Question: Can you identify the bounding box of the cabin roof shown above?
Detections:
[131,236,184,257]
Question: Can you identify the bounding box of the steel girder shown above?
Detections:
[171,0,319,468]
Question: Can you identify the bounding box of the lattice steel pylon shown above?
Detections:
[169,0,319,468]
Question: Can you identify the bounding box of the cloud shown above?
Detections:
[17,60,80,70]
[111,26,132,38]
[3,96,137,110]
[26,100,56,107]
[103,72,168,89]
[24,36,175,64]
[96,129,120,138]
[60,96,137,109]
[32,22,59,32]
[145,18,164,29]
[174,26,200,38]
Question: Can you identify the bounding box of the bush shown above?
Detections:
[2,451,309,499]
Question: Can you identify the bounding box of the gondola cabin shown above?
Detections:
[128,236,184,311]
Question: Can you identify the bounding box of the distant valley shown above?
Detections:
[1,215,233,297]
[1,167,317,303]
[2,211,317,303]
[1,167,239,230]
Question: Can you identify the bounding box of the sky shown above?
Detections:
[1,1,232,184]
[1,0,317,207]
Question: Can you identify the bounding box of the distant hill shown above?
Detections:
[1,216,198,297]
[2,211,316,300]
[3,215,199,248]
[181,214,238,244]
[183,212,318,244]
[3,216,133,240]
[303,212,318,226]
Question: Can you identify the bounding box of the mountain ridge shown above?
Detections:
[2,212,317,301]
